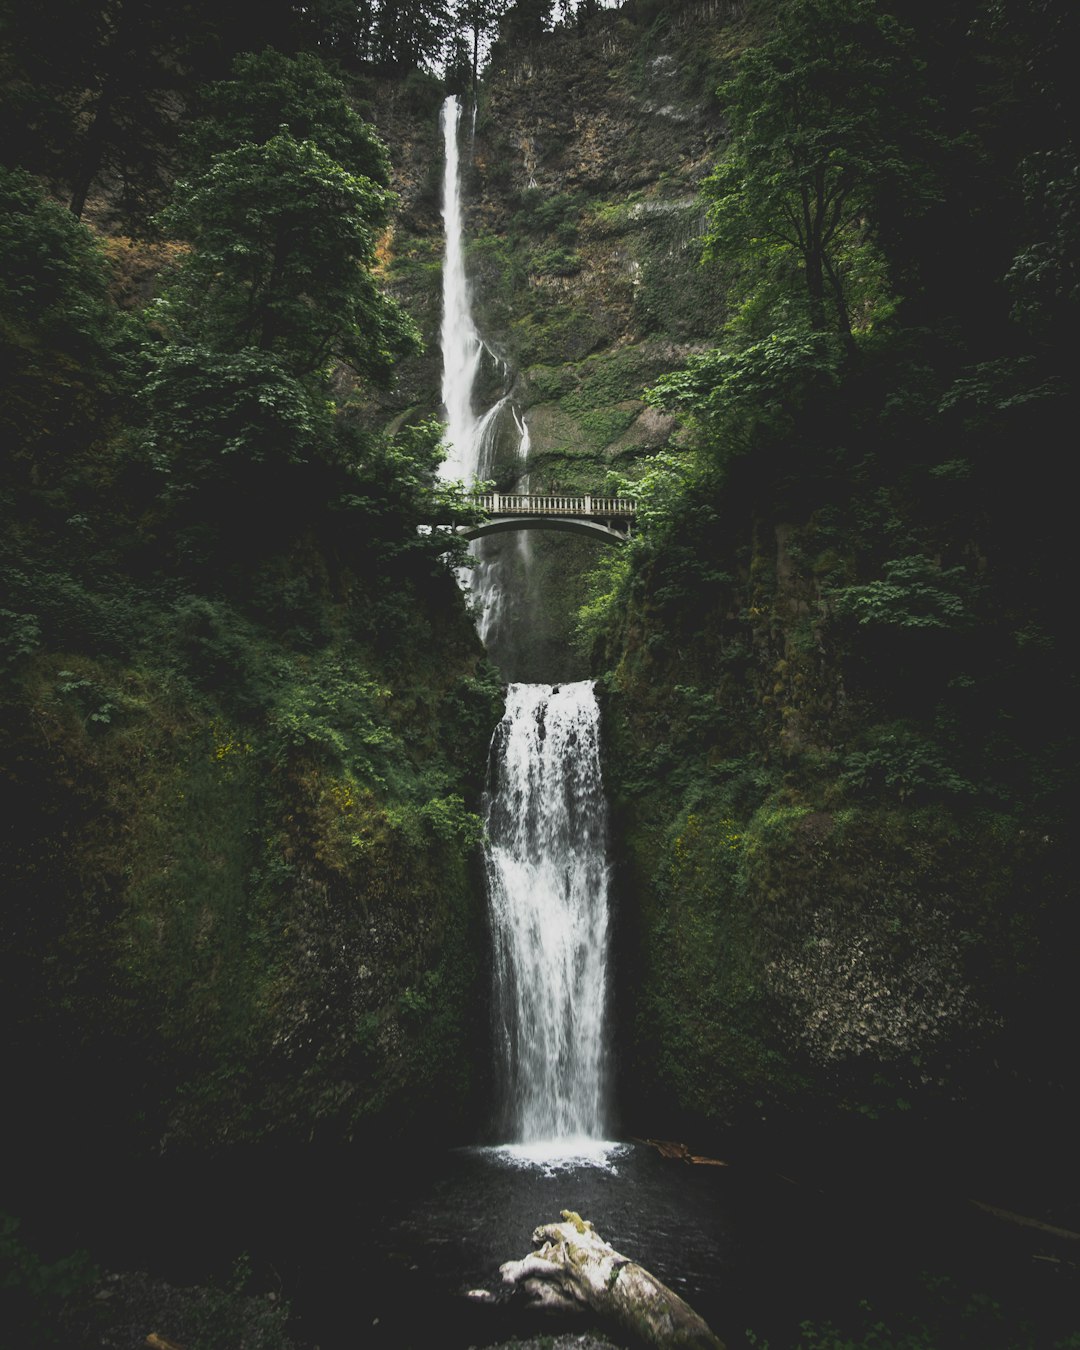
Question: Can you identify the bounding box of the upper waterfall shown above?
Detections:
[439,94,483,484]
[438,93,532,660]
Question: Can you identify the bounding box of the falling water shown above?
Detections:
[438,95,530,648]
[439,94,483,484]
[485,683,611,1145]
[439,96,611,1149]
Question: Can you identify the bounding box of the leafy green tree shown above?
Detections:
[155,133,416,381]
[703,0,939,343]
[142,131,420,542]
[184,49,391,186]
[373,0,450,71]
[0,0,273,224]
[646,333,841,449]
[0,166,120,474]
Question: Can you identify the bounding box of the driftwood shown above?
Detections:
[970,1199,1080,1242]
[633,1137,730,1167]
[500,1210,725,1350]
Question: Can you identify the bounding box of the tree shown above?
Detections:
[0,166,120,475]
[142,131,420,529]
[0,0,178,221]
[702,0,939,344]
[453,0,508,89]
[155,133,415,381]
[372,0,450,71]
[295,0,378,65]
[184,49,390,187]
[499,0,553,45]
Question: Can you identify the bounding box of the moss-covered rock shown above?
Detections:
[0,565,503,1152]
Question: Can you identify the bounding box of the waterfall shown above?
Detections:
[485,683,611,1144]
[438,95,531,654]
[439,94,483,484]
[439,96,611,1150]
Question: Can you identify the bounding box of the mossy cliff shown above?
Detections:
[377,1,1080,1171]
[596,499,1074,1156]
[370,7,740,680]
[1,563,501,1152]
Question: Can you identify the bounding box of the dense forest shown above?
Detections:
[2,0,1078,1345]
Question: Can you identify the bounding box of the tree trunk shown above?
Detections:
[500,1210,725,1350]
[69,89,116,219]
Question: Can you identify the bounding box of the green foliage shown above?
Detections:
[0,167,122,464]
[164,1253,295,1350]
[511,187,581,240]
[0,21,498,1165]
[749,1273,1080,1350]
[0,169,111,336]
[141,347,329,492]
[557,345,658,414]
[0,609,41,673]
[702,0,940,339]
[0,1212,100,1348]
[184,49,392,185]
[511,304,608,364]
[419,794,484,846]
[575,546,633,656]
[0,0,209,223]
[529,244,583,276]
[1006,149,1080,338]
[645,331,842,466]
[840,724,976,803]
[155,133,417,381]
[938,356,1066,426]
[831,555,973,630]
[623,792,794,1121]
[607,446,703,533]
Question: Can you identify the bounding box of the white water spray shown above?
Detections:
[485,683,611,1144]
[439,95,483,484]
[438,94,531,638]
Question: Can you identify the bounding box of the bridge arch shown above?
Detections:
[459,515,630,544]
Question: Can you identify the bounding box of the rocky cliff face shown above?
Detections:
[370,6,740,679]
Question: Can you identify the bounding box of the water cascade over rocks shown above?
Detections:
[485,683,611,1146]
[438,96,612,1153]
[438,94,531,651]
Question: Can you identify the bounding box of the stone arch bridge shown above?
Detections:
[458,492,636,544]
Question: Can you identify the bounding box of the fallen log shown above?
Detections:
[631,1137,730,1167]
[500,1210,724,1350]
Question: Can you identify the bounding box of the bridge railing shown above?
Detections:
[468,492,636,518]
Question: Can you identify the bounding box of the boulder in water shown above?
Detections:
[500,1210,724,1349]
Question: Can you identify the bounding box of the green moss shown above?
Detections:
[2,553,502,1149]
[511,305,610,366]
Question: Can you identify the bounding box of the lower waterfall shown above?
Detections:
[483,682,611,1146]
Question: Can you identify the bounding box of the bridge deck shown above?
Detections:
[468,492,636,520]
